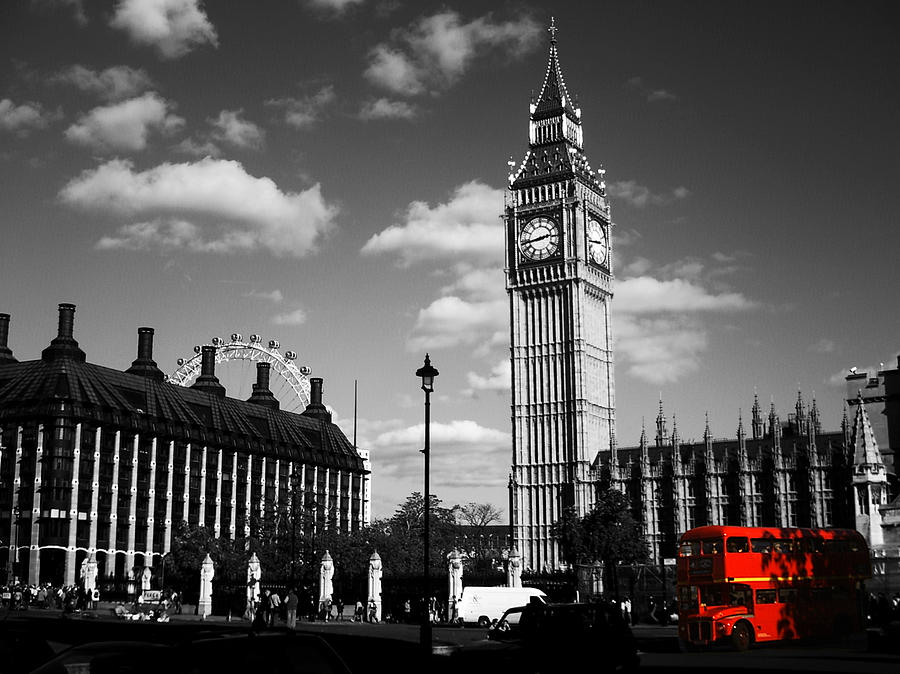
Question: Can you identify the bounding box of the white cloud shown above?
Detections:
[464,359,511,396]
[370,419,511,487]
[173,137,222,158]
[302,0,364,14]
[440,267,504,303]
[209,109,264,149]
[53,65,154,101]
[364,11,541,96]
[266,86,335,129]
[611,273,755,384]
[363,180,508,357]
[272,308,307,326]
[408,296,507,352]
[627,76,678,103]
[365,46,425,96]
[64,92,184,152]
[110,0,218,59]
[614,277,754,314]
[0,99,56,136]
[607,179,690,208]
[243,289,283,303]
[361,181,504,266]
[615,315,708,384]
[359,97,418,120]
[59,157,338,257]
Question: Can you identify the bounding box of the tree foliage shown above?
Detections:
[166,491,505,589]
[551,489,649,567]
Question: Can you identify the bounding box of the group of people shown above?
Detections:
[615,596,677,625]
[1,582,96,612]
[247,587,302,628]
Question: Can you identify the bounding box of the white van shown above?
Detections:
[455,586,547,627]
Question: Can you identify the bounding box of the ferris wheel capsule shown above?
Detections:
[211,337,222,346]
[299,366,311,376]
[285,350,297,360]
[250,334,261,343]
[231,333,242,342]
[194,345,201,354]
[268,339,280,350]
[177,358,185,366]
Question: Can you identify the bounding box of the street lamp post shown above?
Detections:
[415,354,438,653]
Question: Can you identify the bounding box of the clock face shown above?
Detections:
[587,218,608,265]
[519,217,560,261]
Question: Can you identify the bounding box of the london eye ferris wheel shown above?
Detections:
[168,333,311,413]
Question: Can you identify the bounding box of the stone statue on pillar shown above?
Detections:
[81,551,98,593]
[368,551,383,622]
[447,548,464,622]
[507,548,522,588]
[319,550,334,609]
[246,552,262,619]
[141,565,152,592]
[199,553,214,619]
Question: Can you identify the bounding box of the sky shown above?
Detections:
[1,0,899,522]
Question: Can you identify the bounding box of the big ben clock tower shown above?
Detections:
[505,19,615,571]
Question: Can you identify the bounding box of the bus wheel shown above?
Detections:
[477,616,490,627]
[731,622,752,651]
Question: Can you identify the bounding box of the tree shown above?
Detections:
[455,502,504,572]
[457,502,503,529]
[551,488,649,580]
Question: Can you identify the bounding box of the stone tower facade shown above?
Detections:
[505,20,615,571]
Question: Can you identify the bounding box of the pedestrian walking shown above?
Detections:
[269,589,281,626]
[286,588,299,629]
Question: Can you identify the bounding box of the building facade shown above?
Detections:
[0,304,369,587]
[505,21,615,571]
[845,359,900,589]
[595,392,897,564]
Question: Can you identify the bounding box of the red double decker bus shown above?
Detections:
[676,525,871,650]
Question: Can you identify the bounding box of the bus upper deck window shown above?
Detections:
[679,540,699,557]
[726,537,749,553]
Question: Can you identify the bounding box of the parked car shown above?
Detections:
[31,631,354,674]
[451,598,640,673]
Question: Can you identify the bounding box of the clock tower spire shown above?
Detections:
[506,19,615,572]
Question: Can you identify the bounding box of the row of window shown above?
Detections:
[680,535,863,557]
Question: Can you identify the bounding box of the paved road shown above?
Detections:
[5,608,899,674]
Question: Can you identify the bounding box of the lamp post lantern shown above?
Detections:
[415,353,438,652]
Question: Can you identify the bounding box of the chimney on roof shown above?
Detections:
[41,303,86,363]
[0,313,16,363]
[126,327,165,382]
[247,361,279,410]
[191,345,226,398]
[302,377,331,422]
